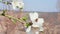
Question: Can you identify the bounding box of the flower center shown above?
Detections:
[35,18,38,22]
[29,22,33,25]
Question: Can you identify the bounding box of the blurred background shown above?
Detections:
[0,0,60,12]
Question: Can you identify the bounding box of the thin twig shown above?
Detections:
[5,15,26,24]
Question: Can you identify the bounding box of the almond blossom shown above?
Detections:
[26,12,44,34]
[12,0,24,10]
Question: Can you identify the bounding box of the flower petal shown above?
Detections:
[32,18,44,27]
[26,26,31,32]
[39,27,44,31]
[38,18,44,25]
[29,12,38,21]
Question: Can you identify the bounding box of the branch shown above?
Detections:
[5,15,26,24]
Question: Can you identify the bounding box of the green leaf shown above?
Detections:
[11,19,17,24]
[20,7,23,9]
[16,6,19,8]
[22,16,27,21]
[3,2,7,4]
[3,2,10,5]
[1,10,7,16]
[25,23,31,28]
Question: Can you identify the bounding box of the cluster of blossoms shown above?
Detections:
[1,0,24,10]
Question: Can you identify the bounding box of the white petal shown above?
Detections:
[32,21,39,27]
[32,18,44,28]
[26,26,31,32]
[35,31,39,34]
[32,24,39,27]
[12,2,17,9]
[18,2,24,8]
[39,27,44,31]
[38,18,44,25]
[29,12,38,21]
[37,18,44,31]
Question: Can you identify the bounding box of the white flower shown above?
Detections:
[12,1,24,9]
[29,12,44,31]
[26,12,44,34]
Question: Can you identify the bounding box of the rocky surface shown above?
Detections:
[0,11,60,34]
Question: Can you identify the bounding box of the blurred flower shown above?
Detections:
[12,1,24,10]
